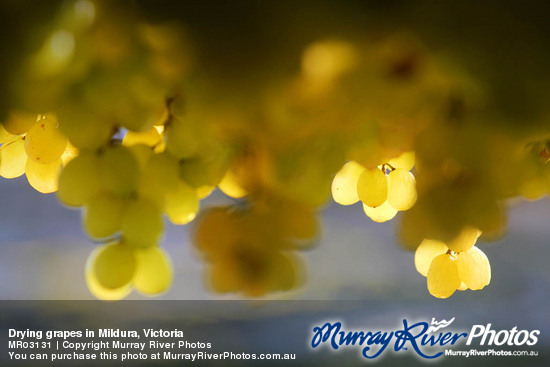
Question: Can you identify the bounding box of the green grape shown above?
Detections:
[357,167,387,207]
[0,123,14,144]
[388,151,415,171]
[85,245,132,301]
[57,152,101,206]
[25,157,62,193]
[446,226,481,253]
[83,193,126,239]
[179,149,229,188]
[457,246,491,290]
[218,169,247,199]
[123,126,162,148]
[121,198,164,248]
[133,246,173,295]
[0,136,27,178]
[165,120,200,159]
[58,107,113,150]
[387,168,417,211]
[89,242,136,289]
[142,152,180,192]
[414,239,448,277]
[3,111,37,135]
[128,143,153,169]
[427,254,460,299]
[164,180,199,225]
[24,116,68,164]
[331,161,364,205]
[99,145,139,197]
[363,201,398,223]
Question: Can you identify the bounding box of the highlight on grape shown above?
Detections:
[1,0,549,300]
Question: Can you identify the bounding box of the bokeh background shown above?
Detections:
[1,1,550,365]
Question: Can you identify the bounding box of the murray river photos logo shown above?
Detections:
[310,318,540,360]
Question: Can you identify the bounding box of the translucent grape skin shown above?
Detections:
[24,116,68,164]
[357,167,388,207]
[331,161,364,205]
[25,157,62,193]
[164,181,199,225]
[363,201,397,223]
[133,246,173,295]
[121,198,164,248]
[83,193,126,239]
[57,152,101,207]
[457,246,491,290]
[427,253,461,299]
[90,242,136,290]
[85,245,132,301]
[99,145,140,197]
[0,136,27,178]
[387,168,417,211]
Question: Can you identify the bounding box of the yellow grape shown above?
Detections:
[519,178,547,201]
[331,161,364,205]
[165,120,200,159]
[357,167,387,207]
[121,198,164,248]
[3,111,37,135]
[387,168,417,211]
[193,207,240,258]
[142,152,180,192]
[83,193,126,239]
[123,126,162,148]
[164,181,199,225]
[388,151,415,171]
[90,242,136,289]
[99,145,139,197]
[133,246,173,295]
[458,282,469,291]
[196,185,215,199]
[208,259,241,293]
[414,239,448,277]
[0,136,27,178]
[57,152,101,207]
[218,169,248,199]
[269,252,300,292]
[128,144,153,169]
[457,246,491,290]
[25,157,62,193]
[60,141,79,165]
[58,107,113,150]
[362,201,398,223]
[24,116,68,164]
[446,226,481,253]
[0,123,14,144]
[85,245,132,301]
[427,254,460,299]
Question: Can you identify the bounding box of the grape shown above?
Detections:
[331,161,364,205]
[357,167,387,207]
[0,136,27,178]
[60,141,79,165]
[458,281,468,291]
[99,145,139,197]
[457,246,491,290]
[387,168,417,211]
[164,181,199,225]
[208,259,241,293]
[123,126,162,148]
[165,120,200,159]
[218,169,247,199]
[0,123,14,144]
[3,111,37,135]
[179,148,229,188]
[121,198,163,248]
[363,201,398,223]
[196,185,215,199]
[133,246,173,295]
[89,242,136,289]
[24,115,68,164]
[269,252,300,292]
[58,107,113,150]
[83,193,126,239]
[414,239,448,277]
[388,151,415,171]
[427,253,461,299]
[278,202,319,242]
[519,177,547,200]
[193,207,240,259]
[142,152,180,192]
[25,158,62,193]
[57,152,101,206]
[127,144,153,169]
[446,226,481,253]
[85,244,132,301]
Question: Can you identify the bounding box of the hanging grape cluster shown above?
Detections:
[1,0,550,300]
